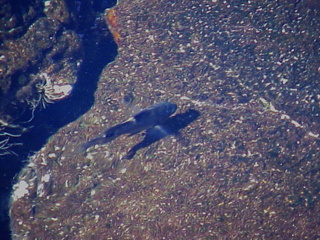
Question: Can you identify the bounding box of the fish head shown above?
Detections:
[155,102,177,123]
[165,102,177,116]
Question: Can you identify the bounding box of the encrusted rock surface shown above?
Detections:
[0,0,82,151]
[0,0,112,157]
[10,0,320,239]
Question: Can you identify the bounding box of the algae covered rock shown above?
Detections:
[0,0,82,152]
[10,0,320,239]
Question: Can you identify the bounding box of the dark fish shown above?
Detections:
[74,101,177,154]
[125,109,200,159]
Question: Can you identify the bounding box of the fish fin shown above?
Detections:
[146,125,170,138]
[129,105,142,116]
[122,95,142,117]
[73,137,108,155]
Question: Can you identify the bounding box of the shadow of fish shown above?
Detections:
[74,101,177,154]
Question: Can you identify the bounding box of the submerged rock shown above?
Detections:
[0,0,82,121]
[10,0,320,239]
[0,0,112,157]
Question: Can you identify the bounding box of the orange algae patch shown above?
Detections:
[105,8,121,45]
[106,8,117,27]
